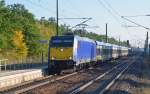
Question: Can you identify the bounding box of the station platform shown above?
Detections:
[0,66,47,89]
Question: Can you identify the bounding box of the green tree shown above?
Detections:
[12,30,28,59]
[8,4,41,56]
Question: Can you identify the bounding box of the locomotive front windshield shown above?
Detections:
[50,36,74,47]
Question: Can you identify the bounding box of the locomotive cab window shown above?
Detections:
[50,36,74,47]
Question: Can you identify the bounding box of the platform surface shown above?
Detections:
[0,66,47,77]
[0,66,47,89]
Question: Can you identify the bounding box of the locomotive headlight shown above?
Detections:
[60,48,64,52]
[51,57,55,60]
[69,56,72,60]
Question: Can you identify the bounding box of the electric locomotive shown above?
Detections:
[48,35,96,74]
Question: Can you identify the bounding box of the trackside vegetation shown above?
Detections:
[0,0,128,62]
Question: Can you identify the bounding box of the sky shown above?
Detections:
[5,0,150,48]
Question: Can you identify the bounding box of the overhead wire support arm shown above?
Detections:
[123,14,150,18]
[59,17,92,20]
[71,18,92,29]
[121,16,150,30]
[57,17,92,29]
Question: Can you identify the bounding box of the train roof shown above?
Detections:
[96,41,129,49]
[51,35,129,49]
[75,35,96,43]
[51,35,96,44]
[95,41,106,45]
[51,35,74,39]
[96,41,116,47]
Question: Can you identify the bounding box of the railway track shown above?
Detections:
[0,56,131,94]
[24,58,129,94]
[0,71,78,94]
[21,67,111,94]
[104,56,144,94]
[68,56,137,94]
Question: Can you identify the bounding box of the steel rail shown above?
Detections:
[69,61,126,94]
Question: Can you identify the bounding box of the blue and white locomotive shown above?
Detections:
[48,35,129,74]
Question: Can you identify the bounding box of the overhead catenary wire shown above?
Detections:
[101,0,129,27]
[66,0,90,18]
[123,15,150,18]
[103,1,150,35]
[102,0,121,17]
[97,0,130,31]
[96,0,128,43]
[121,16,150,30]
[60,1,83,18]
[27,0,69,25]
[33,0,77,18]
[27,0,55,14]
[53,0,99,31]
[97,0,122,24]
[39,0,82,18]
[97,0,139,44]
[66,0,100,28]
[38,0,99,31]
